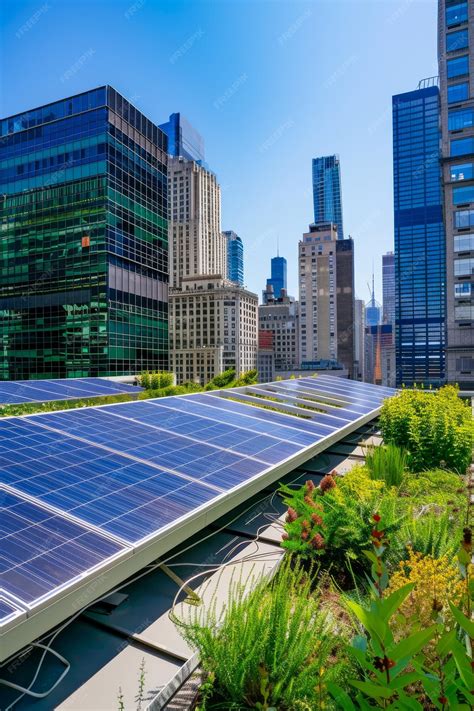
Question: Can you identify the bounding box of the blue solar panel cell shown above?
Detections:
[0,598,22,623]
[1,490,126,606]
[147,397,319,446]
[191,393,337,436]
[0,377,142,406]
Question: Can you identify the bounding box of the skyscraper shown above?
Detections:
[167,157,227,289]
[159,112,205,163]
[438,0,474,389]
[382,252,396,325]
[392,81,446,387]
[365,274,382,328]
[312,155,344,239]
[0,87,169,379]
[354,298,366,381]
[298,222,354,376]
[164,116,257,384]
[263,256,287,303]
[223,230,244,286]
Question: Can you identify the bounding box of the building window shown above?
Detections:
[450,136,474,156]
[453,185,474,204]
[455,304,474,319]
[454,257,474,275]
[448,82,469,103]
[446,2,468,28]
[451,162,474,181]
[454,232,474,250]
[447,55,469,78]
[454,209,474,228]
[448,107,474,129]
[454,282,472,297]
[446,28,469,52]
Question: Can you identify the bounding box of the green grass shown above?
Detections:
[365,442,406,487]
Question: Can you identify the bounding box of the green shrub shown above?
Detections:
[207,368,236,388]
[380,385,473,473]
[233,368,258,386]
[178,558,352,710]
[280,467,402,578]
[138,370,174,390]
[365,443,406,487]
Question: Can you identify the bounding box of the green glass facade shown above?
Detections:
[0,86,168,379]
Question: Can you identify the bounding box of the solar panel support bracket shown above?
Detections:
[159,563,201,606]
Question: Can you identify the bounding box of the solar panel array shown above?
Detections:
[0,377,142,406]
[0,375,395,654]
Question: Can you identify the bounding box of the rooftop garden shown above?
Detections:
[167,385,473,710]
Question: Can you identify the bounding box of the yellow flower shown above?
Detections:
[388,548,464,632]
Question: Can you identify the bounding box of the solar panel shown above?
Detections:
[0,376,395,662]
[0,377,142,406]
[1,488,127,607]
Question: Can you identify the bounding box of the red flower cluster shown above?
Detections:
[305,479,315,495]
[319,474,336,494]
[311,512,323,526]
[371,513,388,549]
[310,533,325,550]
[286,507,297,523]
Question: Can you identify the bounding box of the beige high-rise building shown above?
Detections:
[298,222,354,376]
[170,275,258,385]
[168,156,227,288]
[167,154,257,384]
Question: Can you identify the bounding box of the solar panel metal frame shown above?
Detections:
[0,377,394,662]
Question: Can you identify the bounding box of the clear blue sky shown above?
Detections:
[0,0,438,303]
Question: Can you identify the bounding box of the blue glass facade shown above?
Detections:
[312,155,344,239]
[264,256,287,301]
[0,86,169,379]
[159,113,205,163]
[392,85,446,387]
[223,230,244,285]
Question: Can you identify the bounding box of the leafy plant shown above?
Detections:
[365,443,406,487]
[279,468,402,579]
[380,386,474,473]
[328,515,474,709]
[387,547,464,634]
[138,370,174,390]
[177,558,352,710]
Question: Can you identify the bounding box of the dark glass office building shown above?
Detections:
[159,112,205,163]
[263,256,287,302]
[312,155,344,239]
[0,86,169,379]
[223,230,244,286]
[392,83,446,387]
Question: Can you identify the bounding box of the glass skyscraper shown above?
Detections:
[312,155,344,239]
[382,251,396,325]
[392,82,446,387]
[159,112,205,163]
[0,86,169,379]
[223,230,244,285]
[263,255,287,302]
